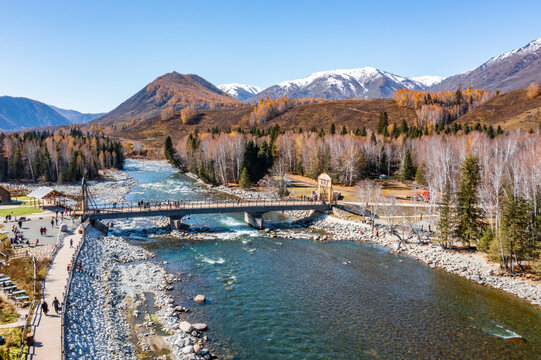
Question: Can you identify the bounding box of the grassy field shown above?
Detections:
[0,204,43,218]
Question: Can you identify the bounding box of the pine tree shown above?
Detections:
[400,149,416,182]
[377,112,389,134]
[164,136,181,169]
[415,163,426,185]
[437,181,454,249]
[238,167,251,189]
[329,122,336,135]
[340,125,347,135]
[455,155,484,246]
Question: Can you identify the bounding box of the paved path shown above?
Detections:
[26,230,82,360]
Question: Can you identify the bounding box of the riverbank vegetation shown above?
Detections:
[0,129,125,183]
[168,123,540,275]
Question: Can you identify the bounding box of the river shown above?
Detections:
[111,159,541,359]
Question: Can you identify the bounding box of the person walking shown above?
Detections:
[52,297,61,314]
[51,219,54,227]
[70,238,73,248]
[41,300,49,316]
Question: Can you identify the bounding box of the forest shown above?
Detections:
[0,129,124,183]
[167,121,540,274]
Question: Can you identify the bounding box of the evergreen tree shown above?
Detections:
[437,181,454,249]
[370,132,377,144]
[164,136,181,169]
[455,155,484,246]
[400,149,416,182]
[415,163,426,185]
[340,125,347,135]
[238,167,251,189]
[377,112,389,134]
[329,122,336,135]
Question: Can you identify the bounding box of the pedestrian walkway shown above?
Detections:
[26,230,83,360]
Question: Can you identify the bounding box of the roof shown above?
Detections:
[27,187,66,200]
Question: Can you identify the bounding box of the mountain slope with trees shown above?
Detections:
[93,72,242,126]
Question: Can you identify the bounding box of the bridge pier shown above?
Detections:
[244,212,264,230]
[169,217,189,230]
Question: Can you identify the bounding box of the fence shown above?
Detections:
[86,198,327,215]
[17,255,36,360]
[60,220,88,360]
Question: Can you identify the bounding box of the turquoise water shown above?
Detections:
[115,160,541,359]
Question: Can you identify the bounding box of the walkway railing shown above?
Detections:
[60,221,87,360]
[86,198,328,215]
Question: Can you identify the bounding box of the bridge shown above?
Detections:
[84,199,330,229]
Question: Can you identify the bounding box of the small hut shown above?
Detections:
[27,187,69,209]
[0,185,11,203]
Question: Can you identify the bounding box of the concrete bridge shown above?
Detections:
[84,199,330,229]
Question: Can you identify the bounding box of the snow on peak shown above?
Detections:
[486,37,541,65]
[276,67,416,90]
[409,75,444,87]
[218,83,262,97]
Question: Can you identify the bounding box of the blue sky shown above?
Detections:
[1,0,540,113]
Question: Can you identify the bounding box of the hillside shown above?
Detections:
[93,72,241,125]
[0,96,72,130]
[456,88,541,130]
[113,98,417,143]
[434,37,541,93]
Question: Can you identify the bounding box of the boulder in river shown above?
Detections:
[192,323,207,331]
[179,321,194,333]
[195,295,206,303]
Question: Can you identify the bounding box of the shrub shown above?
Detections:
[526,82,540,99]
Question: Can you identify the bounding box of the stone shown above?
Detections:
[192,323,207,331]
[182,345,194,354]
[179,321,194,333]
[193,344,200,354]
[195,295,206,303]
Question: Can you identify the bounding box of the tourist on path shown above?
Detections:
[70,238,73,248]
[41,300,49,316]
[51,219,54,227]
[52,297,60,314]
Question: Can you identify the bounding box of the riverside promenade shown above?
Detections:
[26,229,82,360]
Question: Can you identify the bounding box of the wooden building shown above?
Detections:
[0,185,11,203]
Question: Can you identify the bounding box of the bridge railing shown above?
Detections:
[86,198,327,215]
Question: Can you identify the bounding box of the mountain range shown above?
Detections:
[218,83,262,101]
[3,36,540,131]
[0,96,103,131]
[432,38,541,92]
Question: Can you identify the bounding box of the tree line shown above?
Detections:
[0,129,124,183]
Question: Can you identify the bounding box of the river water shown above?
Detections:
[113,159,541,359]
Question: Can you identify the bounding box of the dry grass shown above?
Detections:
[0,298,18,325]
[1,256,51,302]
[0,327,24,359]
[457,88,541,130]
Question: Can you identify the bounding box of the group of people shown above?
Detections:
[41,296,61,316]
[39,226,48,236]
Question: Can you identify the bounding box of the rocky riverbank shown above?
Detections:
[64,226,215,360]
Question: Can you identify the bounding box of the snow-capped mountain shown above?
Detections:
[218,83,262,101]
[253,67,425,101]
[409,75,444,87]
[433,37,541,92]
